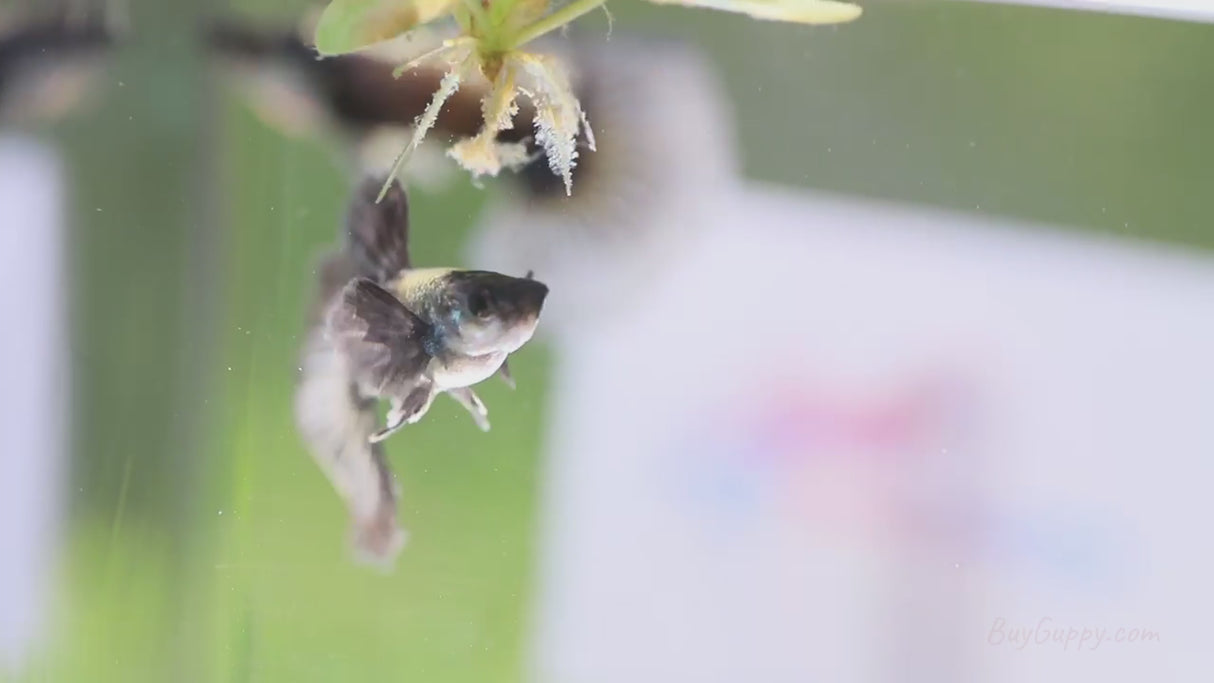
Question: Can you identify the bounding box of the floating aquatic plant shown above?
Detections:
[313,0,862,199]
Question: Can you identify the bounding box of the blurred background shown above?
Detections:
[2,0,1212,681]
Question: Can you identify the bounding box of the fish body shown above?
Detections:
[331,261,547,442]
[294,176,546,565]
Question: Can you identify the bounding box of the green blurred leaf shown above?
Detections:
[314,0,459,55]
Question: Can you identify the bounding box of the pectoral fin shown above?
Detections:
[447,387,490,431]
[370,380,436,443]
[328,278,439,442]
[497,358,516,390]
[327,277,433,398]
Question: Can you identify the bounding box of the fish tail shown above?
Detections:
[294,330,406,567]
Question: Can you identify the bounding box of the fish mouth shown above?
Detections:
[500,279,547,351]
[517,278,549,315]
[493,275,548,319]
[502,315,542,353]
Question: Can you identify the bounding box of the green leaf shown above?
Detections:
[645,0,862,25]
[313,0,460,56]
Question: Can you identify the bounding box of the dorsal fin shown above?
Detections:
[344,176,411,283]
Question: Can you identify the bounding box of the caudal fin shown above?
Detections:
[294,330,407,568]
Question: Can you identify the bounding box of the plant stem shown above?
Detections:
[507,0,608,50]
[460,0,490,33]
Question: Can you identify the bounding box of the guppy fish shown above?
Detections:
[294,177,547,564]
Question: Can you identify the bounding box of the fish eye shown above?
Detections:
[467,290,493,319]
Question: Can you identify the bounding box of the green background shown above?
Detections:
[15,0,1213,681]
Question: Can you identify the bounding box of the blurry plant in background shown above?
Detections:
[0,3,121,678]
